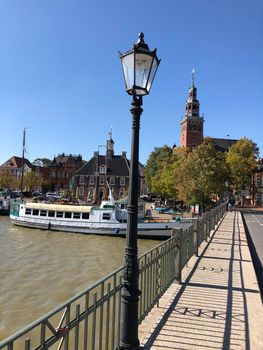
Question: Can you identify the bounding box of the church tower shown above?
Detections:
[106,129,114,158]
[180,70,204,148]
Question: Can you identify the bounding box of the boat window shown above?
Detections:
[48,211,55,217]
[25,208,31,215]
[65,212,72,219]
[82,213,89,219]
[32,209,39,216]
[40,210,47,217]
[102,213,111,220]
[56,211,63,218]
[73,213,80,219]
[73,212,81,219]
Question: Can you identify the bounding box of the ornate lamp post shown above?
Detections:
[119,33,160,350]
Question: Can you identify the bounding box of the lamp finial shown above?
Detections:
[135,32,149,50]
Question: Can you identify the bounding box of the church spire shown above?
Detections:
[192,68,195,87]
[106,127,114,158]
[186,69,199,117]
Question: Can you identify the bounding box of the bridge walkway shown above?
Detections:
[139,210,263,350]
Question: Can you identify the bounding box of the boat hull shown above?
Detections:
[10,216,186,239]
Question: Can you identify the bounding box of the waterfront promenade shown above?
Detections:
[139,210,263,350]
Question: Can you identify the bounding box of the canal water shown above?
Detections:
[0,216,160,341]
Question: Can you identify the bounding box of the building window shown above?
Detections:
[79,176,85,185]
[99,165,106,174]
[109,176,115,185]
[89,175,94,185]
[88,188,94,199]
[79,186,84,196]
[119,189,124,197]
[99,176,105,185]
[120,177,125,186]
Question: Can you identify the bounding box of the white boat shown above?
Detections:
[9,194,187,238]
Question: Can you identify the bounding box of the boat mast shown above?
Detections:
[20,128,26,193]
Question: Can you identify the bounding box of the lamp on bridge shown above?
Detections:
[118,33,160,349]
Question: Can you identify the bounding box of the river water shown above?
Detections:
[0,216,160,341]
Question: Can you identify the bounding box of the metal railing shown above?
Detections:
[0,203,226,350]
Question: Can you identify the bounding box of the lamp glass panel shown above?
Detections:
[146,56,159,92]
[121,52,134,90]
[134,53,153,91]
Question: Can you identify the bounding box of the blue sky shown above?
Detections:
[0,0,262,165]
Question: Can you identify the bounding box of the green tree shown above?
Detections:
[24,171,43,191]
[175,139,230,206]
[32,158,52,167]
[226,138,258,192]
[0,170,17,189]
[144,145,174,194]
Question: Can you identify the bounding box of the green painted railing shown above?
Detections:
[0,203,226,350]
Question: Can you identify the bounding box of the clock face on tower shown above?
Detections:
[108,142,113,149]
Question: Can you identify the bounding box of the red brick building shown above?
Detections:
[180,74,204,148]
[73,133,145,203]
[47,154,83,194]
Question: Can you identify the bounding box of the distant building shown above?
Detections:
[73,132,146,203]
[0,156,34,189]
[180,72,204,148]
[251,158,263,206]
[47,154,83,194]
[208,138,238,153]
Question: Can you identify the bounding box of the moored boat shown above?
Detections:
[9,196,188,238]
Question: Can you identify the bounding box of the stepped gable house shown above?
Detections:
[47,154,83,193]
[73,133,145,203]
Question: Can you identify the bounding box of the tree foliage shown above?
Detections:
[175,139,230,206]
[144,145,174,195]
[24,172,43,190]
[226,138,258,192]
[32,158,52,167]
[0,170,18,189]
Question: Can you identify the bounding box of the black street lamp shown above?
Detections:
[118,33,160,350]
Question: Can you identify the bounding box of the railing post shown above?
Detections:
[177,228,183,283]
[193,219,199,257]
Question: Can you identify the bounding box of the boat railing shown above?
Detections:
[0,202,226,350]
